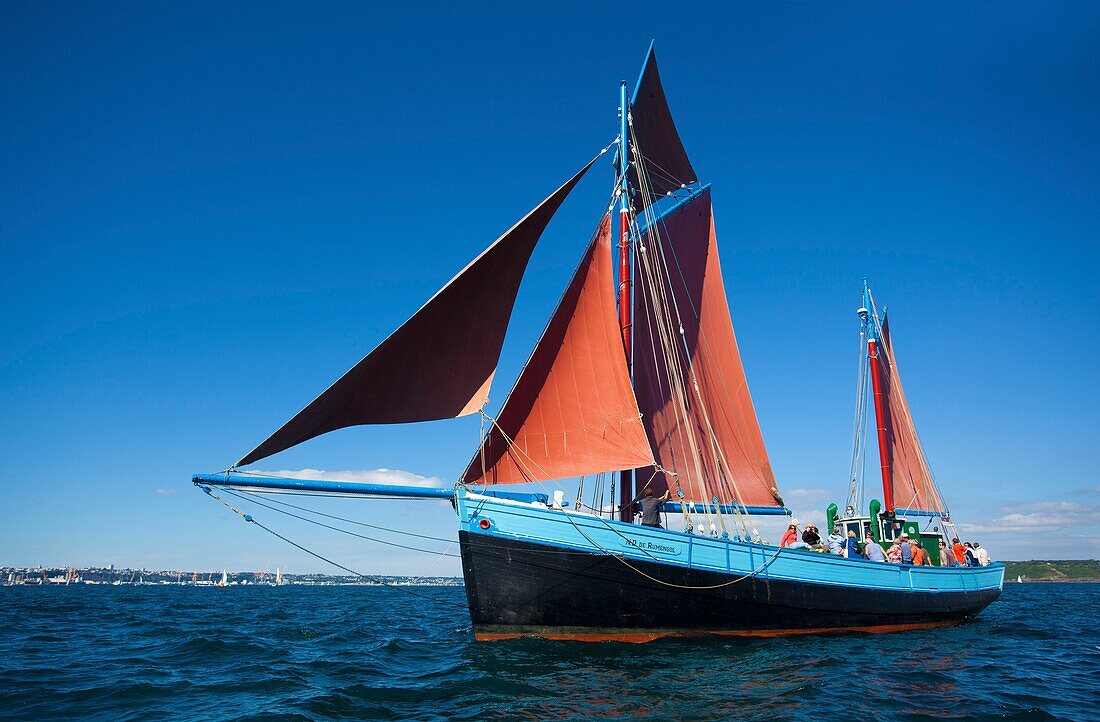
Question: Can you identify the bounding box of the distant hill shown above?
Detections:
[1002,559,1100,581]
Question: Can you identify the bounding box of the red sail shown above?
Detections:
[878,318,948,513]
[633,189,782,507]
[237,158,598,467]
[627,47,697,203]
[463,215,655,485]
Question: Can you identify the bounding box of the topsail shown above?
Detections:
[237,156,599,467]
[622,46,697,208]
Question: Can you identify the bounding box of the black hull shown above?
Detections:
[459,531,1001,641]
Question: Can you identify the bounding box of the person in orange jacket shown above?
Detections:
[952,537,967,564]
[910,540,929,566]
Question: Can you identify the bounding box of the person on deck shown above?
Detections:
[863,533,887,562]
[896,534,914,564]
[845,530,863,559]
[939,540,956,567]
[802,524,823,550]
[780,524,799,548]
[909,539,929,566]
[964,542,979,566]
[974,543,990,566]
[886,539,903,564]
[827,527,845,556]
[952,537,967,565]
[636,488,671,529]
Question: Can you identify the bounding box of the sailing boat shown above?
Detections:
[194,46,1003,640]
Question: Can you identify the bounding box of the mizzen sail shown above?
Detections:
[632,188,782,507]
[237,157,599,467]
[877,316,948,514]
[463,215,655,485]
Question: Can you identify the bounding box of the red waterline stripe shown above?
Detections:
[474,620,960,643]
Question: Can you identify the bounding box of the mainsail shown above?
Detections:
[632,188,782,508]
[463,215,655,485]
[236,157,599,467]
[877,316,948,514]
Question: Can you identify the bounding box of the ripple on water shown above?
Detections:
[0,584,1096,721]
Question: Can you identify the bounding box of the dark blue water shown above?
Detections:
[2,583,1097,721]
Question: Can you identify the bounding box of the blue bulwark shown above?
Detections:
[470,488,549,505]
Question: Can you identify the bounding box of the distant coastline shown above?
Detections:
[4,560,1098,586]
[1,565,461,587]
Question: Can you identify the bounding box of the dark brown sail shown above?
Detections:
[627,47,697,204]
[237,157,598,467]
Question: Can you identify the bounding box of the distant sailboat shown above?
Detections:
[215,570,228,588]
[194,44,1004,640]
[1018,575,1024,583]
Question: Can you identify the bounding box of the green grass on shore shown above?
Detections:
[1001,559,1100,581]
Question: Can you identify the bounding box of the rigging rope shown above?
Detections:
[197,486,466,608]
[630,118,762,537]
[231,488,458,544]
[219,488,459,557]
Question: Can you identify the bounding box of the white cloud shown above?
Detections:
[155,488,176,495]
[961,495,1100,537]
[1001,501,1089,514]
[262,468,449,489]
[784,488,829,503]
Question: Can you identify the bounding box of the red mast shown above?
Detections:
[617,205,634,522]
[867,336,894,513]
[617,81,635,522]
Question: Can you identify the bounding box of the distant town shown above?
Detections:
[1,565,462,587]
[3,561,1097,587]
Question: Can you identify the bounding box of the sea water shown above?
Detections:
[2,583,1097,721]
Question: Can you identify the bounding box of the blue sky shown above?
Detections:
[2,2,1097,574]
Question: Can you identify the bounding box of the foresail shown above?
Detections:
[878,317,948,514]
[463,215,655,485]
[632,188,782,507]
[236,156,599,467]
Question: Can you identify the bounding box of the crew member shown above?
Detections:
[635,487,671,528]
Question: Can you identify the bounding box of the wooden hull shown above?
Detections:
[460,531,1000,641]
[456,490,1003,642]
